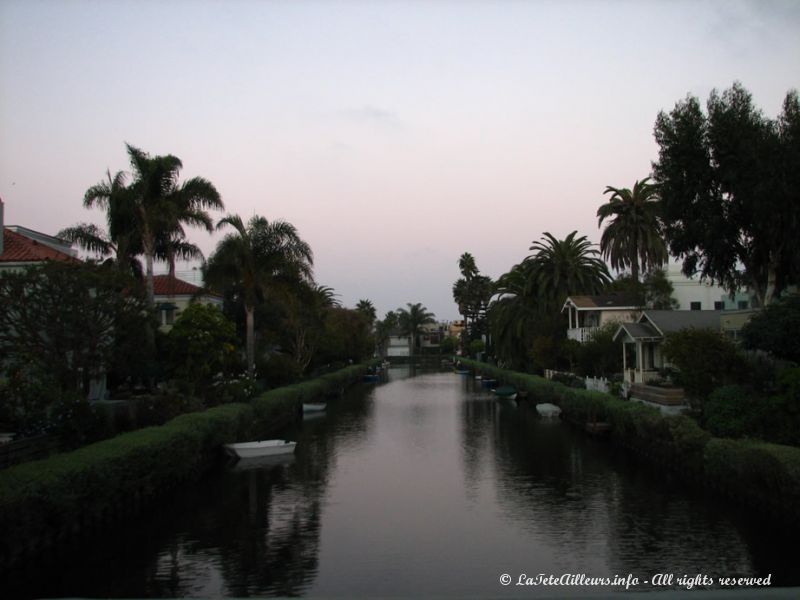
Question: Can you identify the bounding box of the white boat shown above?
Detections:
[536,403,562,418]
[224,440,297,459]
[233,453,296,471]
[303,402,327,413]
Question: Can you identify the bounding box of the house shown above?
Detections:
[386,329,411,357]
[613,310,721,385]
[0,200,78,271]
[562,294,640,343]
[153,273,223,331]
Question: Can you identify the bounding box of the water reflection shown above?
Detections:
[6,369,799,598]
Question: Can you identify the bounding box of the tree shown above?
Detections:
[597,178,667,282]
[526,231,611,312]
[740,294,800,363]
[452,252,493,344]
[165,303,239,395]
[316,308,375,365]
[124,143,223,308]
[662,328,745,406]
[59,169,143,278]
[396,302,435,355]
[652,83,800,306]
[356,299,377,325]
[205,214,314,378]
[0,262,149,432]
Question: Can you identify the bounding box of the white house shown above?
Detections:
[153,274,223,331]
[562,294,640,343]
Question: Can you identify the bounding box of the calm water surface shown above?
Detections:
[8,368,798,598]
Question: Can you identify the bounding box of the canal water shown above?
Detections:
[7,369,798,598]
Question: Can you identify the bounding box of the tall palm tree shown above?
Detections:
[125,143,222,308]
[205,214,313,378]
[396,302,435,356]
[597,177,667,282]
[526,231,611,312]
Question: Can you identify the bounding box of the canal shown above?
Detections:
[7,368,798,597]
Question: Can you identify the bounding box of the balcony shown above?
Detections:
[567,326,598,343]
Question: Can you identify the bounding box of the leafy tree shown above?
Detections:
[0,262,150,432]
[205,214,314,378]
[396,302,435,355]
[574,322,624,377]
[662,328,745,407]
[316,308,375,365]
[440,335,459,355]
[597,178,667,281]
[740,294,800,363]
[452,252,494,344]
[165,303,239,395]
[652,83,800,306]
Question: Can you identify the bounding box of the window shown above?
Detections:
[690,302,701,311]
[164,308,176,325]
[738,300,749,310]
[714,301,724,310]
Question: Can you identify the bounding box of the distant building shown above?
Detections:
[664,258,755,311]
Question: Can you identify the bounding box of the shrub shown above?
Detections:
[741,294,800,363]
[704,385,764,439]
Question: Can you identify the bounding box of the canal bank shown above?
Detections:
[0,363,368,570]
[458,358,800,531]
[6,367,798,597]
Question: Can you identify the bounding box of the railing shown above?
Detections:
[566,326,598,343]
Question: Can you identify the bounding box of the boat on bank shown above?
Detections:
[223,440,297,459]
[303,402,327,413]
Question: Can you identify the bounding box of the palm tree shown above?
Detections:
[356,299,377,325]
[597,177,667,282]
[526,231,611,312]
[60,170,143,277]
[396,302,435,356]
[125,143,222,308]
[374,310,398,358]
[205,214,313,378]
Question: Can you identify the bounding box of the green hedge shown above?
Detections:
[0,363,367,568]
[460,358,799,524]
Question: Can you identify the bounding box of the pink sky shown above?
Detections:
[1,1,798,319]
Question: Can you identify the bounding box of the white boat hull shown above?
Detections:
[224,440,297,459]
[303,402,327,413]
[536,403,562,418]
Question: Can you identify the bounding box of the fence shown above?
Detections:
[0,434,60,469]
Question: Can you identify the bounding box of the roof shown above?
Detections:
[152,274,221,298]
[641,309,721,335]
[562,294,640,311]
[614,322,661,342]
[0,227,78,264]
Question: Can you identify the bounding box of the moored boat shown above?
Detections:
[492,385,518,401]
[303,402,327,413]
[224,440,297,459]
[536,403,562,418]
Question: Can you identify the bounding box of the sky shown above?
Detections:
[1,0,798,320]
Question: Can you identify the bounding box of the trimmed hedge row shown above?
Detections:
[460,358,800,526]
[0,363,367,568]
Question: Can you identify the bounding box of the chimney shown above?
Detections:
[0,197,4,256]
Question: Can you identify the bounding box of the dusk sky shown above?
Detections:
[1,0,798,320]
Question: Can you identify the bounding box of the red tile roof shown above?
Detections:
[153,274,220,297]
[0,228,78,263]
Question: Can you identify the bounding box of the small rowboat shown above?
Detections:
[536,403,562,419]
[224,440,296,459]
[454,369,470,375]
[303,402,327,413]
[363,373,380,382]
[492,385,518,401]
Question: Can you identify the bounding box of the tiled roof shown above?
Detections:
[0,228,77,263]
[152,274,221,298]
[153,274,204,296]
